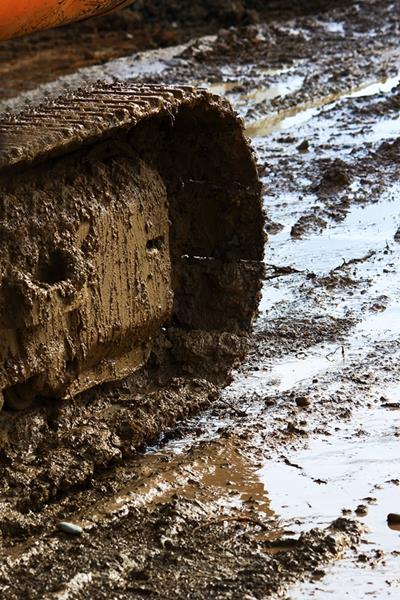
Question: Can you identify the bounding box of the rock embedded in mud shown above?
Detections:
[387,513,400,525]
[290,213,327,238]
[317,158,352,197]
[295,395,311,408]
[297,139,310,153]
[58,521,83,535]
[355,504,368,517]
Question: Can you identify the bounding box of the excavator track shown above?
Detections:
[0,82,264,410]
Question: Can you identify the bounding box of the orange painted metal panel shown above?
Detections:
[0,0,134,41]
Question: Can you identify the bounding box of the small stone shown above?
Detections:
[387,513,400,525]
[312,569,325,580]
[265,398,276,407]
[357,553,369,563]
[295,396,311,408]
[362,497,377,504]
[297,139,309,153]
[58,521,83,535]
[355,504,368,516]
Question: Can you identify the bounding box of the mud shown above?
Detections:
[1,0,400,598]
[0,512,361,599]
[0,153,172,406]
[0,1,348,101]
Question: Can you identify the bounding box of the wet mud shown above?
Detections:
[1,0,400,598]
[0,0,349,101]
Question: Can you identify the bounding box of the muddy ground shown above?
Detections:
[1,0,400,598]
[0,0,348,99]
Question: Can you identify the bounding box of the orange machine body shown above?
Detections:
[0,0,133,41]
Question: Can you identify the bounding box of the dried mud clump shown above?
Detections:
[291,213,328,238]
[317,158,353,197]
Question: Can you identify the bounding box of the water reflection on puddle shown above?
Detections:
[260,405,400,531]
[259,400,400,598]
[323,21,346,35]
[288,485,400,599]
[246,72,400,138]
[267,187,400,275]
[207,73,304,107]
[229,294,400,399]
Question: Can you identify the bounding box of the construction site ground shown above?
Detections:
[1,0,400,598]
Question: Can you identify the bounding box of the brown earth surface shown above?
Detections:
[0,0,349,100]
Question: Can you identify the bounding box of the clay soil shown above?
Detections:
[1,1,400,598]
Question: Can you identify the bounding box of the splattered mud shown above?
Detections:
[1,0,400,598]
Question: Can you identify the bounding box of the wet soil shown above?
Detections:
[0,0,348,101]
[1,0,400,598]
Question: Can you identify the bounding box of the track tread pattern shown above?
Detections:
[0,83,233,170]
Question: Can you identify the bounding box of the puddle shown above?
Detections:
[207,81,238,96]
[369,116,400,141]
[267,186,400,274]
[264,401,400,599]
[246,72,400,138]
[241,76,304,104]
[322,21,346,35]
[270,348,345,392]
[229,181,400,400]
[226,304,400,406]
[247,101,327,138]
[76,439,277,531]
[207,74,304,105]
[260,404,400,529]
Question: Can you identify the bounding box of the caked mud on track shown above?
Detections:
[0,83,264,407]
[0,83,264,516]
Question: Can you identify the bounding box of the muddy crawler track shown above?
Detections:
[0,82,263,517]
[0,85,263,408]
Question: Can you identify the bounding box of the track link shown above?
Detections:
[0,82,264,409]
